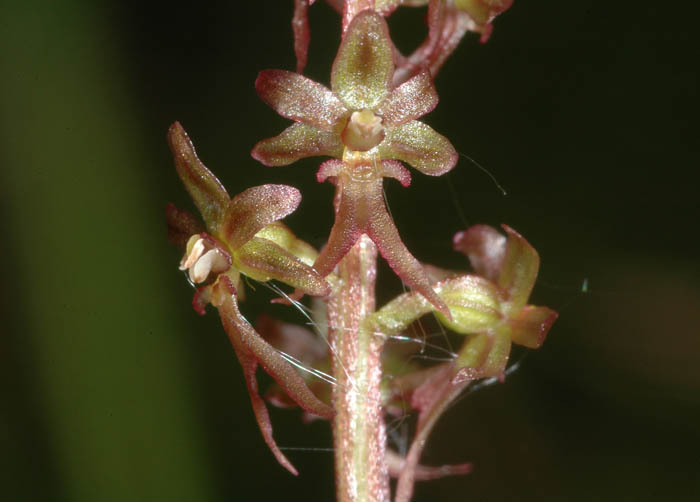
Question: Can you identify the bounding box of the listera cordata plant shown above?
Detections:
[166,1,556,502]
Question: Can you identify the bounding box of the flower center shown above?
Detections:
[179,234,230,283]
[341,109,385,152]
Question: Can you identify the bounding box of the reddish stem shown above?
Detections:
[327,235,390,502]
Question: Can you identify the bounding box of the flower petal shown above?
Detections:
[332,10,393,110]
[376,70,439,128]
[379,160,411,187]
[452,224,506,282]
[220,184,301,251]
[251,123,344,166]
[254,221,319,267]
[256,70,347,132]
[508,305,558,349]
[432,276,502,335]
[292,0,311,73]
[365,186,451,318]
[214,276,334,419]
[498,224,540,315]
[165,202,204,249]
[387,450,471,481]
[379,121,457,176]
[234,237,330,297]
[168,122,230,232]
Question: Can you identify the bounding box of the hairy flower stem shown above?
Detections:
[327,235,390,502]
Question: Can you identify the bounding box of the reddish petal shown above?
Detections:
[220,184,301,251]
[214,277,334,420]
[234,237,331,297]
[376,71,439,128]
[379,121,457,176]
[165,202,203,248]
[256,70,347,132]
[251,123,343,166]
[364,183,451,318]
[508,305,558,349]
[310,194,363,278]
[332,10,393,110]
[228,336,298,475]
[379,160,411,187]
[168,122,230,232]
[392,0,471,85]
[292,0,311,74]
[453,224,506,282]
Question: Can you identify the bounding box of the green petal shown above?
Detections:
[331,10,393,110]
[168,122,229,232]
[234,237,330,297]
[379,121,457,176]
[498,224,540,315]
[253,221,319,267]
[220,185,301,251]
[433,276,502,335]
[251,123,343,166]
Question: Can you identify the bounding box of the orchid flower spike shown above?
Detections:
[166,122,333,475]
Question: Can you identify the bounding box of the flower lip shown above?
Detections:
[341,109,386,152]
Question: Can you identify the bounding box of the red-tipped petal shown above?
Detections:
[316,159,343,183]
[509,305,558,349]
[234,237,331,297]
[364,184,451,318]
[379,121,458,176]
[214,277,334,420]
[168,122,230,232]
[221,184,301,251]
[453,224,506,282]
[379,160,411,187]
[252,123,344,166]
[256,70,347,132]
[332,10,393,109]
[376,71,439,128]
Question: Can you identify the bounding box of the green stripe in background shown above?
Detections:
[1,3,215,500]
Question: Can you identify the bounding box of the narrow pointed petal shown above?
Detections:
[453,224,506,282]
[234,237,330,297]
[214,277,335,421]
[376,71,439,128]
[165,202,203,248]
[256,70,347,132]
[228,337,298,475]
[387,450,471,480]
[251,123,344,166]
[220,184,301,251]
[508,305,558,349]
[379,160,411,187]
[168,122,230,231]
[498,224,540,315]
[379,121,457,176]
[365,189,451,317]
[332,10,393,109]
[292,0,311,73]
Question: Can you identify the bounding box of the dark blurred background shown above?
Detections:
[2,1,699,500]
